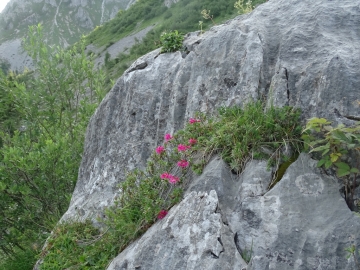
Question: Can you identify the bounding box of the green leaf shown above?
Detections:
[330,152,341,162]
[317,159,326,167]
[321,148,330,156]
[324,159,333,169]
[0,182,6,191]
[350,168,359,173]
[331,129,350,143]
[309,144,330,153]
[337,168,350,177]
[334,162,350,170]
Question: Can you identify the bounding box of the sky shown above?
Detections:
[0,0,11,13]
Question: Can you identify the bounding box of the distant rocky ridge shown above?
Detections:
[0,0,133,44]
[0,0,135,71]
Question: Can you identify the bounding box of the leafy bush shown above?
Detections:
[160,30,184,53]
[0,24,106,264]
[302,117,360,210]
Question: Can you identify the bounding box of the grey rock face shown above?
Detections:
[63,0,360,222]
[87,25,155,69]
[108,154,360,269]
[0,39,33,71]
[236,154,360,270]
[107,190,247,270]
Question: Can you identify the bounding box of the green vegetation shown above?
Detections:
[302,117,360,210]
[241,239,253,263]
[234,0,254,14]
[0,59,10,75]
[86,0,266,89]
[39,102,302,269]
[345,245,360,270]
[0,24,106,268]
[160,30,184,53]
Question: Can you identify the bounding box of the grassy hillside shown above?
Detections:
[84,0,267,90]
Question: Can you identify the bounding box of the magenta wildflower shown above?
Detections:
[177,144,190,152]
[188,138,197,145]
[168,175,180,184]
[160,173,180,184]
[160,172,170,179]
[164,133,173,142]
[189,118,201,124]
[157,209,168,219]
[156,146,165,154]
[177,160,189,168]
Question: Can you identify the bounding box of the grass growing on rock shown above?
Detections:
[38,101,303,269]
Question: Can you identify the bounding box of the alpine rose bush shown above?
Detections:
[157,210,168,219]
[189,118,201,124]
[156,146,165,154]
[189,138,197,145]
[177,144,190,152]
[164,133,173,142]
[177,160,189,168]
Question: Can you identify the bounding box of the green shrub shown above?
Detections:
[302,117,360,210]
[0,24,106,262]
[0,248,37,270]
[159,30,184,53]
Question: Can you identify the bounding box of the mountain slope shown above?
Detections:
[0,0,134,46]
[0,0,134,72]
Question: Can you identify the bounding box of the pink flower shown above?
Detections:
[177,144,190,152]
[157,209,168,219]
[160,173,180,184]
[168,175,180,184]
[188,138,197,145]
[156,146,165,154]
[177,160,189,168]
[189,118,201,124]
[164,133,173,142]
[160,172,170,179]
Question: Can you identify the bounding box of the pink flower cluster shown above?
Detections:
[188,138,197,145]
[177,144,190,152]
[157,209,168,219]
[164,133,173,142]
[156,146,165,154]
[160,172,180,184]
[189,118,201,124]
[177,160,189,168]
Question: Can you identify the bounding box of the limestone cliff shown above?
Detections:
[58,0,360,268]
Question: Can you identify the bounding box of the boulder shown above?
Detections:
[107,190,247,270]
[107,154,360,269]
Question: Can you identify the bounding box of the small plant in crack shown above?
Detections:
[241,239,253,264]
[302,117,360,211]
[345,245,360,270]
[159,30,184,53]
